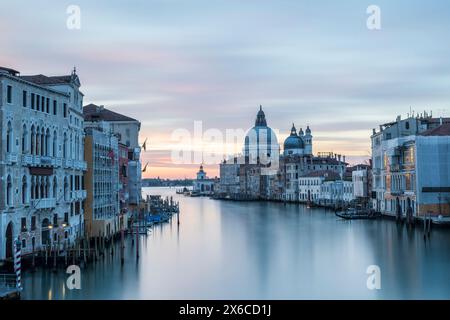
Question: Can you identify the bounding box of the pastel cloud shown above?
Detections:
[1,0,450,178]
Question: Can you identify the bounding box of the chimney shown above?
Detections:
[440,117,443,125]
[343,155,346,163]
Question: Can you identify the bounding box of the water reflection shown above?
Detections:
[22,187,450,300]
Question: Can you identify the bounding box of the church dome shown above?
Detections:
[283,124,305,156]
[284,124,304,150]
[244,106,279,162]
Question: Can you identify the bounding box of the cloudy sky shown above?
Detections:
[1,0,449,178]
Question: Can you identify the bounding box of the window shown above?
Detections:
[31,216,36,231]
[53,100,57,115]
[36,94,40,111]
[6,121,12,153]
[53,213,58,226]
[63,103,67,117]
[21,217,27,232]
[405,121,410,130]
[23,90,27,107]
[22,175,27,204]
[31,93,35,109]
[46,98,50,113]
[6,175,12,206]
[6,85,12,103]
[41,96,45,111]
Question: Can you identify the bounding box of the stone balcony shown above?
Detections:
[22,155,57,167]
[32,198,56,209]
[71,190,87,200]
[5,153,19,164]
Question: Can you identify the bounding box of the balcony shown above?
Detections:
[21,155,57,167]
[39,156,55,166]
[55,158,63,167]
[64,159,73,168]
[71,190,87,200]
[73,160,87,171]
[5,153,18,164]
[32,198,56,209]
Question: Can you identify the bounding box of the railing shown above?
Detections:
[71,190,87,200]
[32,198,56,209]
[73,160,87,170]
[5,153,18,164]
[64,159,73,168]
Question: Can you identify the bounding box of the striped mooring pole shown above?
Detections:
[14,238,22,290]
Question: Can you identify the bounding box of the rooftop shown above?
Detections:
[19,74,74,85]
[83,103,139,123]
[420,123,450,136]
[302,170,341,181]
[0,66,20,76]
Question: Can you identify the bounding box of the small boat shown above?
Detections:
[335,208,380,220]
[176,187,189,195]
[190,191,200,197]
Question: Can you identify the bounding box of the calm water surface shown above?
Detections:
[22,187,450,299]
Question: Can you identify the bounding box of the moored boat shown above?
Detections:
[335,208,380,220]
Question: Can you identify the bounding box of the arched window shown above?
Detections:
[40,127,45,156]
[45,177,50,198]
[70,133,73,159]
[64,177,68,201]
[36,126,40,155]
[6,122,12,153]
[31,176,35,200]
[63,133,67,158]
[39,177,44,200]
[6,175,12,206]
[53,130,57,157]
[45,128,50,156]
[53,176,58,199]
[30,125,35,155]
[22,176,27,204]
[22,124,27,153]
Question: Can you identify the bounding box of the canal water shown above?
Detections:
[22,187,450,299]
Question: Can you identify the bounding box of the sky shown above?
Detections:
[1,0,450,178]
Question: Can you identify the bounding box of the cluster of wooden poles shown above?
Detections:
[28,228,136,271]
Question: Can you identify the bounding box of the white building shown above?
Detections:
[352,166,371,199]
[320,179,354,207]
[298,174,325,203]
[0,66,87,262]
[193,165,216,195]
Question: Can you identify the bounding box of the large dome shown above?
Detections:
[283,124,304,156]
[243,106,279,163]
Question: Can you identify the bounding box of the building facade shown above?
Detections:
[0,66,86,262]
[371,113,450,218]
[83,123,120,238]
[83,103,142,224]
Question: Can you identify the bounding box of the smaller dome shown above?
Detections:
[284,124,304,150]
[299,127,304,136]
[305,125,311,135]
